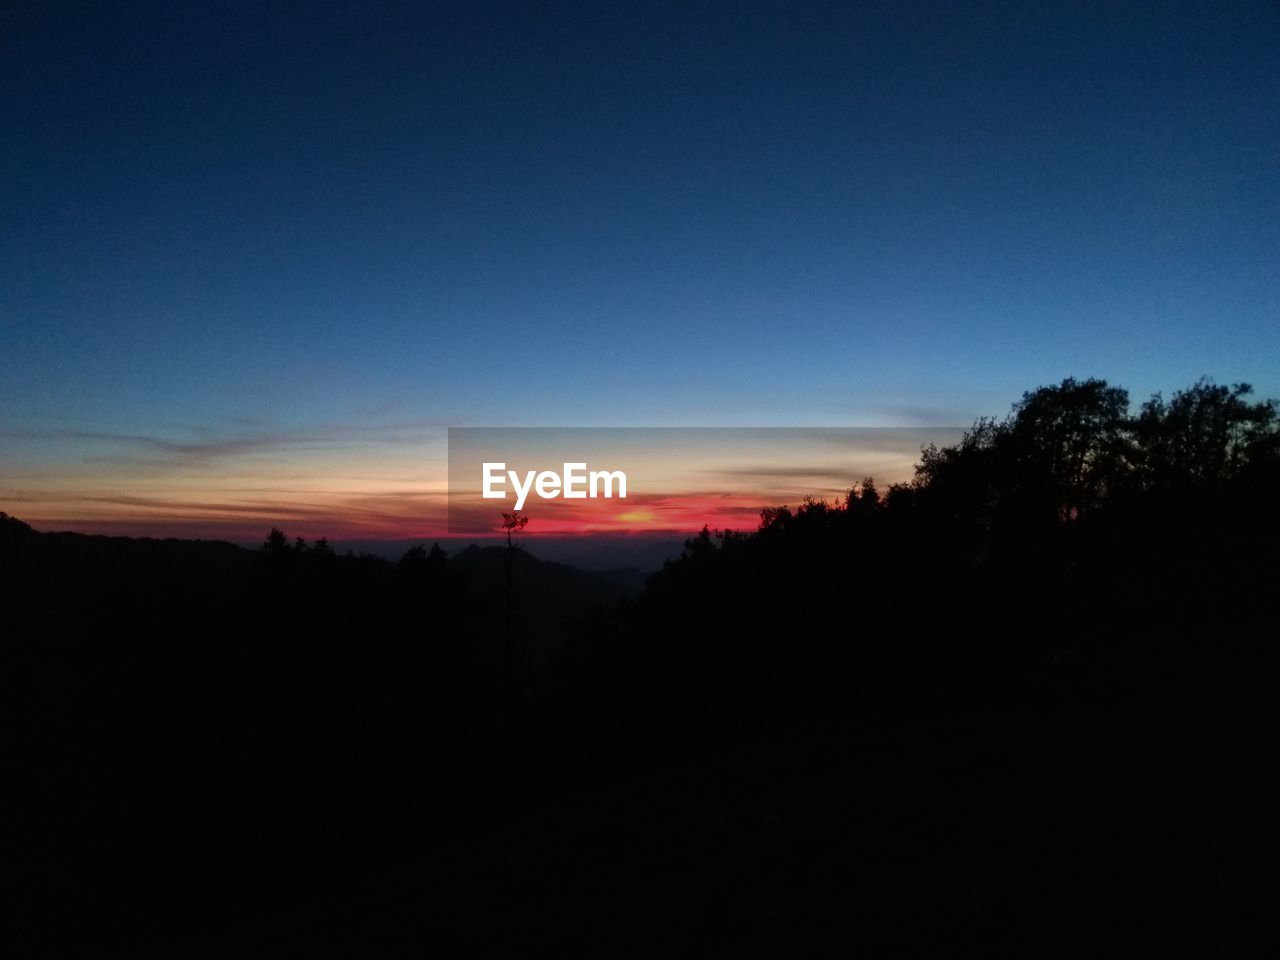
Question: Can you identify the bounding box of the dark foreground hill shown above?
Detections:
[3,376,1277,955]
[1,518,643,954]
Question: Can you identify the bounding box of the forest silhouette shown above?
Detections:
[3,376,1275,954]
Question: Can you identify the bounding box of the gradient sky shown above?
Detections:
[446,427,964,536]
[2,1,1277,539]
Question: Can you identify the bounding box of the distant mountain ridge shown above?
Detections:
[314,535,685,572]
[0,513,649,604]
[449,543,646,603]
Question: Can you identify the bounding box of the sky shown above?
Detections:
[2,1,1277,540]
[445,427,964,536]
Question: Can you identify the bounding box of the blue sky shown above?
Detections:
[2,1,1277,535]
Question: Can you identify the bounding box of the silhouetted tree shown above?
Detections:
[400,544,429,567]
[1006,377,1131,522]
[1133,379,1276,495]
[263,527,289,554]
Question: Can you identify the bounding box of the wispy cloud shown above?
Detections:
[699,464,883,484]
[1,416,450,468]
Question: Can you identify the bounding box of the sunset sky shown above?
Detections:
[3,2,1277,542]
[446,427,963,536]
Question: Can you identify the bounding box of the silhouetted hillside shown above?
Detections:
[450,543,641,604]
[4,376,1276,954]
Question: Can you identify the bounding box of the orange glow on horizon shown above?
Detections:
[3,426,943,542]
